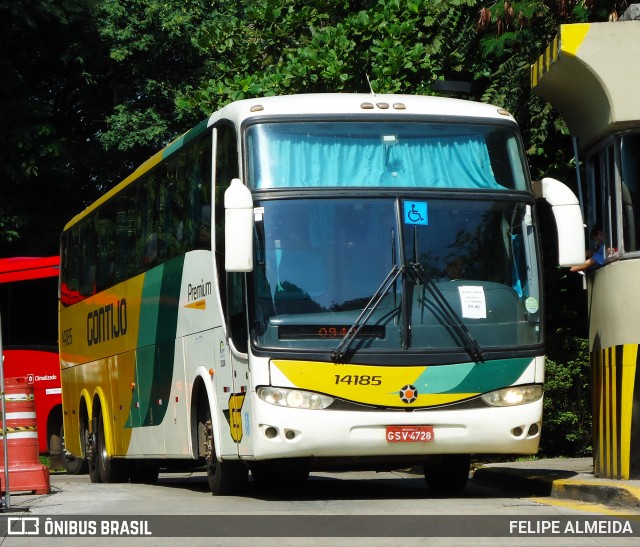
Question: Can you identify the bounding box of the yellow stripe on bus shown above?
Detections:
[272,360,478,407]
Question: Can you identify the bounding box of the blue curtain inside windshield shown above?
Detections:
[248,124,506,190]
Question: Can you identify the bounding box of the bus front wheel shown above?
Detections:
[204,415,247,495]
[423,454,471,494]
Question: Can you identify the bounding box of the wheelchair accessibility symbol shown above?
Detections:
[404,201,428,225]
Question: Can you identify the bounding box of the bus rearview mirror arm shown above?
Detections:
[224,178,254,272]
[534,177,586,267]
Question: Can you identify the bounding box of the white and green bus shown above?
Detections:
[59,93,584,494]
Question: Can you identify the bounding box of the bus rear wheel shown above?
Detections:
[423,454,471,494]
[60,424,87,475]
[86,418,101,484]
[95,407,129,483]
[48,427,63,471]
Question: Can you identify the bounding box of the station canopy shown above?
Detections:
[531,12,640,151]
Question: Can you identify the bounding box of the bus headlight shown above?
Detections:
[257,387,334,409]
[481,385,543,407]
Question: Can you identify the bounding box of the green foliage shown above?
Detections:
[100,105,170,152]
[176,0,482,116]
[0,0,110,254]
[542,332,592,457]
[96,0,212,151]
[0,217,19,243]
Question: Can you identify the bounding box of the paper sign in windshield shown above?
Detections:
[458,286,487,319]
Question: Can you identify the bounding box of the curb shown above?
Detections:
[550,478,640,509]
[473,467,640,510]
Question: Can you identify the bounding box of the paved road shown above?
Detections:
[1,469,639,546]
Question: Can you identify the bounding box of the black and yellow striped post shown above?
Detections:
[591,345,640,479]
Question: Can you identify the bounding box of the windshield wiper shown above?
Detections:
[331,265,404,362]
[408,262,484,363]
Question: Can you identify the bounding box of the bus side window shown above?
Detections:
[95,213,115,292]
[159,154,187,260]
[137,175,158,269]
[78,219,96,297]
[227,272,247,353]
[187,138,212,250]
[115,193,135,282]
[60,231,79,306]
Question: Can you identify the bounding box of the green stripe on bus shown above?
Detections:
[160,118,209,160]
[127,256,185,428]
[415,357,533,394]
[142,255,184,426]
[448,357,533,393]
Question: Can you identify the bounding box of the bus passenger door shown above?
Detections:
[213,328,252,459]
[227,343,252,458]
[223,270,253,458]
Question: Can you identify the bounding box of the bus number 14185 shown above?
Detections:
[334,375,382,386]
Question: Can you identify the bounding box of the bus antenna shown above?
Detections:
[366,74,376,96]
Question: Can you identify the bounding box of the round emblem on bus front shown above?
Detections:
[399,384,418,404]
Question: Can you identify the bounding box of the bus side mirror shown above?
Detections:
[534,177,585,267]
[224,178,254,272]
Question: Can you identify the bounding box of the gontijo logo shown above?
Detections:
[87,298,127,346]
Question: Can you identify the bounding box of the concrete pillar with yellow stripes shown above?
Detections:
[531,19,640,479]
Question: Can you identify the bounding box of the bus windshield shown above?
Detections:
[246,121,528,190]
[252,197,541,356]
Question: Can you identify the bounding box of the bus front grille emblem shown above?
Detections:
[399,385,418,404]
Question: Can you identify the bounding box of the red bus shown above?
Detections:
[0,256,84,473]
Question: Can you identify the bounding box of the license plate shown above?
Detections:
[386,425,434,443]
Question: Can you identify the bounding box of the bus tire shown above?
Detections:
[205,412,247,495]
[423,454,471,494]
[96,407,129,483]
[60,424,87,475]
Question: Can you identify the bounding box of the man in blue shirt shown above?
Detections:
[570,226,606,272]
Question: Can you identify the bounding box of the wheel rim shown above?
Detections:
[205,417,217,476]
